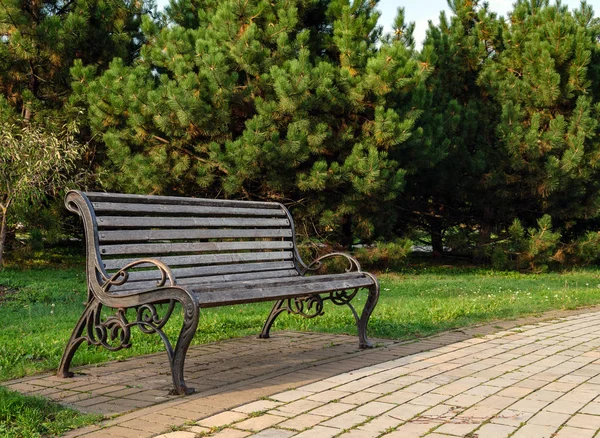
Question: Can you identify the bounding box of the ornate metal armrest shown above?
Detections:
[102,259,176,292]
[300,252,362,275]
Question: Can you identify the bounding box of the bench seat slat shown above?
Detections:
[194,276,374,307]
[111,269,299,292]
[97,216,290,228]
[102,251,294,270]
[100,240,294,255]
[92,202,286,217]
[99,228,292,242]
[85,192,281,209]
[114,261,296,283]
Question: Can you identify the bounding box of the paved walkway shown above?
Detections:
[6,308,600,437]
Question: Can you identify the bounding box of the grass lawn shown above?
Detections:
[2,264,600,382]
[2,263,600,437]
[0,386,102,438]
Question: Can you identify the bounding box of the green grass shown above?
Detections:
[2,265,600,382]
[0,386,102,438]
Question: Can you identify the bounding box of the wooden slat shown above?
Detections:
[97,216,290,228]
[191,272,368,290]
[102,251,294,270]
[85,191,281,209]
[195,277,374,307]
[98,228,292,243]
[111,269,299,292]
[91,202,286,217]
[100,240,294,256]
[116,261,295,283]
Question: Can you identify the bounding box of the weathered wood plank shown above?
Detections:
[99,240,294,256]
[92,202,286,217]
[191,272,368,290]
[97,216,290,228]
[115,261,296,283]
[98,228,292,242]
[85,191,282,209]
[111,269,299,292]
[195,277,374,307]
[102,251,294,270]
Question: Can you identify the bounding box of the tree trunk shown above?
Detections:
[430,217,444,256]
[0,207,7,268]
[340,215,353,250]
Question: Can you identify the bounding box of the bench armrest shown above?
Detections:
[300,252,362,275]
[102,258,176,293]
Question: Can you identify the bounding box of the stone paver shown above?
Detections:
[9,308,600,438]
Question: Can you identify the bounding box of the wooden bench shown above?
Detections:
[58,191,379,395]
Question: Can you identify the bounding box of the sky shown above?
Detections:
[378,0,587,48]
[155,0,591,48]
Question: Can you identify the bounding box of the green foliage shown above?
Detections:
[0,386,101,438]
[399,0,503,254]
[75,0,425,244]
[490,215,561,272]
[479,0,600,234]
[0,123,85,266]
[0,0,151,125]
[354,239,412,271]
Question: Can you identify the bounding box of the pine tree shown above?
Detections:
[0,0,151,124]
[479,0,600,239]
[399,0,503,254]
[75,0,426,245]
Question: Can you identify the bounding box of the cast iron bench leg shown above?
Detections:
[358,278,380,349]
[258,300,285,340]
[170,302,200,395]
[57,296,99,378]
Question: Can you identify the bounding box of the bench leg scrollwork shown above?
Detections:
[57,294,198,395]
[259,280,380,349]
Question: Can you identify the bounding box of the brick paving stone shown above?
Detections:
[472,423,516,438]
[476,395,518,410]
[233,414,286,432]
[250,428,295,438]
[353,401,396,416]
[321,411,369,429]
[233,400,282,414]
[385,420,437,437]
[307,402,355,417]
[306,389,351,403]
[580,402,600,415]
[154,432,196,438]
[276,399,324,415]
[292,425,340,438]
[378,389,421,404]
[445,393,486,408]
[508,398,550,413]
[565,413,600,430]
[510,424,558,438]
[340,390,381,405]
[385,403,429,421]
[357,414,403,433]
[553,426,597,438]
[211,429,252,438]
[278,413,327,431]
[528,410,570,428]
[544,399,588,415]
[197,411,248,428]
[269,390,313,402]
[336,429,379,438]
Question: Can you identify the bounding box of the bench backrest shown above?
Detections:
[66,191,300,292]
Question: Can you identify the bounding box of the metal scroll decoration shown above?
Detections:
[84,301,176,354]
[287,295,325,318]
[101,259,176,292]
[300,252,362,275]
